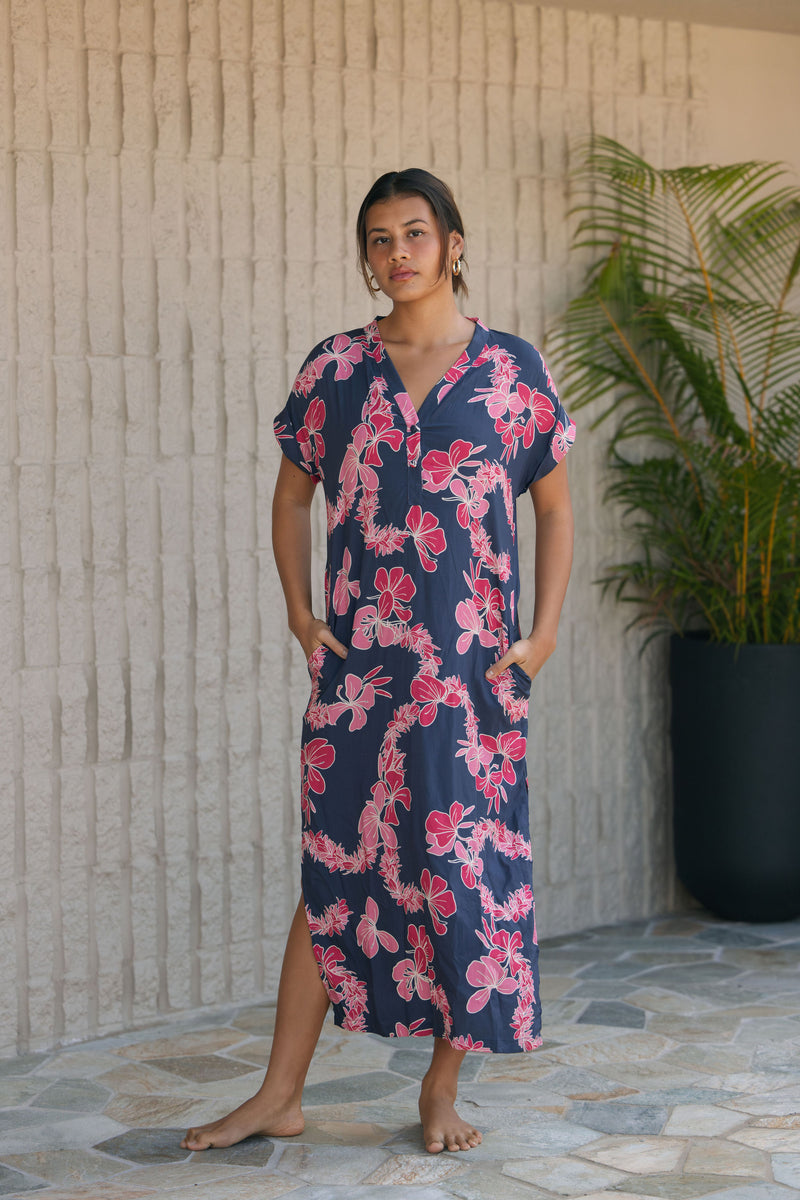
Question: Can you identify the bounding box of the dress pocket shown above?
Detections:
[307,643,347,705]
[507,661,532,695]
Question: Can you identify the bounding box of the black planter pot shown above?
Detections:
[670,635,800,923]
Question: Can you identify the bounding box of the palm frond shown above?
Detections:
[548,138,800,644]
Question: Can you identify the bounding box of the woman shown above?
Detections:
[183,168,575,1155]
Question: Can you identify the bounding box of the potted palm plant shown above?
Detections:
[550,138,800,922]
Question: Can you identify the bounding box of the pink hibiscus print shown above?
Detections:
[392,925,434,1001]
[419,869,457,935]
[296,396,326,470]
[405,506,447,572]
[494,411,525,458]
[332,547,360,615]
[455,734,494,778]
[301,737,335,794]
[421,439,485,492]
[551,417,576,463]
[374,566,415,621]
[313,943,347,999]
[449,477,489,528]
[362,411,404,466]
[464,564,505,631]
[357,799,397,852]
[339,424,379,495]
[356,897,399,959]
[479,730,527,786]
[454,841,483,889]
[488,927,526,973]
[455,598,498,655]
[410,673,461,727]
[465,953,518,1013]
[516,383,556,447]
[319,332,365,380]
[395,1017,433,1037]
[350,604,378,650]
[424,801,475,855]
[371,769,411,826]
[330,666,391,731]
[472,380,514,420]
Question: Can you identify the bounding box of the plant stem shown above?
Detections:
[597,296,704,506]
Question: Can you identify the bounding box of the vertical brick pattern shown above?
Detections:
[0,0,709,1054]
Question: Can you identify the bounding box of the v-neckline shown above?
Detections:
[371,317,483,426]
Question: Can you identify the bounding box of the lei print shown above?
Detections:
[275,318,575,1051]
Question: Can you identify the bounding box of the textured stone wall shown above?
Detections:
[0,0,719,1054]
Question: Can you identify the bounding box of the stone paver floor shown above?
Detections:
[1,911,799,1199]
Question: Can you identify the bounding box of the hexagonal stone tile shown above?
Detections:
[189,1137,276,1166]
[575,962,644,981]
[0,1164,46,1195]
[539,1066,639,1101]
[283,1188,454,1200]
[727,1085,800,1117]
[695,1186,798,1200]
[363,1151,463,1185]
[30,1080,111,1112]
[117,1029,247,1061]
[0,1055,51,1079]
[301,1071,412,1105]
[0,1149,129,1187]
[569,1100,668,1135]
[663,1104,747,1137]
[503,1151,626,1194]
[141,1056,260,1083]
[0,1116,127,1155]
[618,1173,768,1198]
[103,1095,200,1128]
[771,1154,800,1188]
[579,1135,688,1173]
[388,1048,482,1083]
[577,1002,647,1029]
[0,1110,57,1134]
[694,929,772,948]
[683,1137,767,1178]
[93,1127,193,1165]
[730,1129,800,1152]
[445,1163,557,1200]
[158,1180,296,1200]
[230,1007,276,1036]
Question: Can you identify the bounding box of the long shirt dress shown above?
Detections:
[274,318,575,1053]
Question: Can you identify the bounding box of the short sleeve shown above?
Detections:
[273,346,327,482]
[518,347,576,494]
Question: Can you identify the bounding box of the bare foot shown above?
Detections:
[418,1079,482,1154]
[181,1092,304,1150]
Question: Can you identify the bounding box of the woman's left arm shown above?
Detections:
[486,457,574,683]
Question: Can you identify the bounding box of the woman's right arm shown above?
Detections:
[271,455,348,661]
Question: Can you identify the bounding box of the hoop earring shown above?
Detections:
[452,258,462,277]
[368,272,378,292]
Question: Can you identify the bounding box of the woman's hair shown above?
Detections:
[356,168,468,298]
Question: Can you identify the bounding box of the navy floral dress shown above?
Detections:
[274,318,574,1053]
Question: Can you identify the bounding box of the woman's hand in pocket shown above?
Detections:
[298,617,348,664]
[485,632,556,684]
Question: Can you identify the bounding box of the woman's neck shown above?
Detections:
[378,291,473,349]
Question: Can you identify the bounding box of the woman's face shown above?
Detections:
[365,194,462,302]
